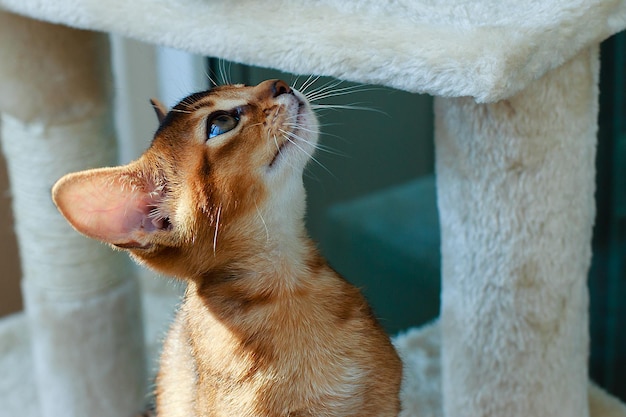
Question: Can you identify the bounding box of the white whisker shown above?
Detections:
[169,108,194,114]
[272,134,281,153]
[298,75,321,95]
[281,119,349,155]
[291,75,302,90]
[213,205,222,255]
[304,79,345,100]
[304,79,359,102]
[203,67,219,87]
[205,64,223,88]
[282,123,319,135]
[283,131,346,157]
[279,132,335,178]
[306,85,380,102]
[254,200,270,242]
[218,60,225,85]
[218,60,232,85]
[310,103,386,115]
[296,75,313,93]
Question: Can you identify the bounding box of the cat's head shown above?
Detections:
[52,79,318,277]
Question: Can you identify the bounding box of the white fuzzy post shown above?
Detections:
[436,46,598,417]
[0,12,145,417]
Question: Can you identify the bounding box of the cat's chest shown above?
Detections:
[183,291,333,374]
[178,292,367,416]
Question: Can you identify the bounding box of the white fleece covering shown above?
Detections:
[0,2,625,417]
[0,0,623,102]
[0,111,147,417]
[0,13,146,417]
[435,46,599,417]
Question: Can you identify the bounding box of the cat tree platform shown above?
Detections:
[0,1,625,417]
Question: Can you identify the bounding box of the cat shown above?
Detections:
[52,79,402,417]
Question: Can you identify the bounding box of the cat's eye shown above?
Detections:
[207,112,239,140]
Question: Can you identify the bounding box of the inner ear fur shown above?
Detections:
[52,166,159,247]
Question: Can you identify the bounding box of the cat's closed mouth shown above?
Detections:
[269,140,289,168]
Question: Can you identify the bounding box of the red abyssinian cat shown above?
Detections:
[52,79,402,417]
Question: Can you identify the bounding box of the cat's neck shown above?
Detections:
[236,177,310,278]
[196,230,318,295]
[193,181,317,298]
[186,234,329,332]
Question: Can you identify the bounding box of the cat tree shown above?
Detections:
[0,1,625,417]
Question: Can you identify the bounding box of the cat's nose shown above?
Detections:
[272,80,292,97]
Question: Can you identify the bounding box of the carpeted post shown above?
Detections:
[0,12,146,417]
[435,46,598,417]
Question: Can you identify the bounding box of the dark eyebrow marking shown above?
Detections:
[175,90,214,112]
[154,90,215,135]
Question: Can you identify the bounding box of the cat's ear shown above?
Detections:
[150,98,168,124]
[52,167,160,249]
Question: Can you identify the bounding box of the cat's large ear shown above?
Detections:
[150,98,168,124]
[52,167,160,249]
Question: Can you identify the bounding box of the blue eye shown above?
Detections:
[207,113,239,139]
